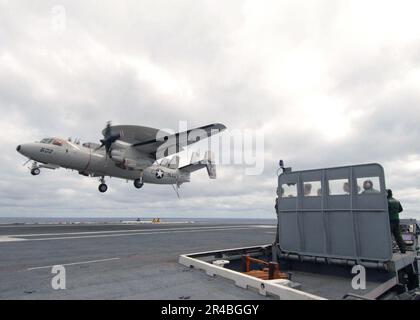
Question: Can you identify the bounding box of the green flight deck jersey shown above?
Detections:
[387,197,403,221]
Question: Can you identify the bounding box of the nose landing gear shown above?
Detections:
[31,168,40,176]
[98,177,108,193]
[29,162,41,176]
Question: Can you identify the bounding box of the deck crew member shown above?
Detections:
[362,180,380,194]
[274,197,279,243]
[387,189,406,254]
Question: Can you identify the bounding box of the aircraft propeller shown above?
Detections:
[97,121,122,157]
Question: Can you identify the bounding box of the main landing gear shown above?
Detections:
[97,176,144,193]
[98,177,108,193]
[134,177,144,189]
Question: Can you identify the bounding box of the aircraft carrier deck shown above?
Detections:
[0,220,276,300]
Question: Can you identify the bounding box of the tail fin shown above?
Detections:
[168,155,180,169]
[205,151,216,179]
[179,151,216,179]
[160,156,180,169]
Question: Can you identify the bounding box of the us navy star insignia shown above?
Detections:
[155,169,164,179]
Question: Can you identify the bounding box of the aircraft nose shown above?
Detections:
[16,143,30,156]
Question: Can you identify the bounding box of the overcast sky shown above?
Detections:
[0,0,419,220]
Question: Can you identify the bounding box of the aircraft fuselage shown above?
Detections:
[16,140,189,185]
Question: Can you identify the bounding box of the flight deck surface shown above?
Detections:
[0,220,276,300]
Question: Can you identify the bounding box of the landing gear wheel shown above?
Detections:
[31,168,40,176]
[98,183,108,193]
[134,178,144,189]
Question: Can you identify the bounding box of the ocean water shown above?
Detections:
[0,217,277,225]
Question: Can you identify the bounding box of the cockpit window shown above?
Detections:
[41,138,53,144]
[52,139,63,146]
[40,138,64,146]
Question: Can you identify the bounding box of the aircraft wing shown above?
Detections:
[132,123,226,159]
[106,123,226,159]
[102,125,168,155]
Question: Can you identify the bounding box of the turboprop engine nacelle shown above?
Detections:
[110,149,124,162]
[109,149,139,170]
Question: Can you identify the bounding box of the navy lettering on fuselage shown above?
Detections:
[40,147,53,154]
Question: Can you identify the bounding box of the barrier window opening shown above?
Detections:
[328,178,350,195]
[280,183,297,198]
[357,177,381,194]
[303,181,322,197]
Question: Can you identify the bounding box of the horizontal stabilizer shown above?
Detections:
[179,151,216,179]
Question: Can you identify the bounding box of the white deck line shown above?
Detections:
[26,257,121,271]
[0,226,264,242]
[4,225,275,238]
[0,236,27,242]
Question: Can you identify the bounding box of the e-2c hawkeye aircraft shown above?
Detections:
[16,122,226,193]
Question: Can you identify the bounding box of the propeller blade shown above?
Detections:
[97,121,121,157]
[103,121,112,138]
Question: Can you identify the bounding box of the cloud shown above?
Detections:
[0,0,419,220]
